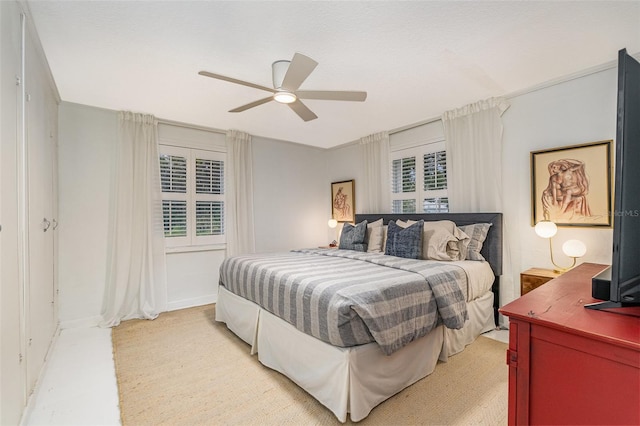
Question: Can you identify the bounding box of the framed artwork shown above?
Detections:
[331,180,355,223]
[531,140,612,227]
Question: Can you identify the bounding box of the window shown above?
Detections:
[159,145,225,248]
[391,142,448,213]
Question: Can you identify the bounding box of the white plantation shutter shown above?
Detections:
[196,201,224,236]
[160,154,187,192]
[423,150,448,212]
[390,143,448,213]
[159,145,225,247]
[423,151,447,191]
[160,151,188,244]
[195,158,224,194]
[162,200,187,237]
[392,156,416,194]
[194,154,224,239]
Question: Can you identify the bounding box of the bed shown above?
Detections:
[215,213,503,422]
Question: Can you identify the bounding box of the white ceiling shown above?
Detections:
[27,1,640,149]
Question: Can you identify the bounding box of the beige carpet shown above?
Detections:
[112,304,507,425]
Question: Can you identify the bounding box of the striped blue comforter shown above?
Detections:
[219,248,468,355]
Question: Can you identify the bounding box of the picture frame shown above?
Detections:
[531,140,612,227]
[331,180,355,223]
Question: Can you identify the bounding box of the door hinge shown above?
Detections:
[16,76,21,86]
[506,349,518,367]
[19,353,23,363]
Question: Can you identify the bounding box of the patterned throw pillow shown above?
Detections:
[339,220,368,251]
[385,220,424,259]
[458,223,492,261]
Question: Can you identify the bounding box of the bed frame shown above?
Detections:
[216,212,503,422]
[355,212,503,324]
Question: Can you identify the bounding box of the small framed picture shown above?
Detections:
[531,140,612,227]
[331,180,355,223]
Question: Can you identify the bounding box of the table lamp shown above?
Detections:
[328,219,338,247]
[534,220,586,273]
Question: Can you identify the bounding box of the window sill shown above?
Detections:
[165,244,226,254]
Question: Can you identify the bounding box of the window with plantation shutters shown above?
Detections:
[159,145,225,248]
[162,200,187,237]
[390,142,448,213]
[424,151,447,191]
[160,153,188,239]
[195,158,223,194]
[194,157,224,238]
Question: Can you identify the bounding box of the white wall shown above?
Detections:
[58,102,116,327]
[502,67,617,303]
[253,137,328,251]
[157,121,227,311]
[324,143,364,241]
[57,103,330,324]
[56,61,620,325]
[326,66,618,309]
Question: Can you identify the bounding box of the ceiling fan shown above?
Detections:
[198,53,367,122]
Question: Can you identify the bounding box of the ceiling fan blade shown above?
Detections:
[199,71,275,93]
[296,90,367,102]
[229,96,274,113]
[288,100,318,122]
[280,53,318,91]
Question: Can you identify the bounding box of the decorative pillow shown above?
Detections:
[404,220,470,261]
[385,220,424,259]
[339,220,368,251]
[458,223,492,261]
[381,225,388,252]
[365,218,384,253]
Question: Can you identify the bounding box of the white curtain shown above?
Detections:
[442,97,513,322]
[442,97,510,212]
[359,131,391,213]
[101,111,167,327]
[225,129,255,256]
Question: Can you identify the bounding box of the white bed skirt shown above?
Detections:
[442,290,495,358]
[215,285,494,422]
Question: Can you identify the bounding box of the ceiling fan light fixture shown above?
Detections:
[273,91,297,104]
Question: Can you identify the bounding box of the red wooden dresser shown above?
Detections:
[499,263,640,425]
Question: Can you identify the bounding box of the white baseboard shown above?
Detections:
[59,315,102,330]
[168,294,217,311]
[58,297,217,329]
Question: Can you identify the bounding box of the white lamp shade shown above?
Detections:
[534,220,558,239]
[562,239,587,258]
[328,219,338,229]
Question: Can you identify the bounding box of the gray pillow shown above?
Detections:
[385,220,423,259]
[458,223,492,261]
[339,220,368,251]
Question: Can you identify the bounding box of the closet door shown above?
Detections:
[25,27,57,394]
[0,3,28,423]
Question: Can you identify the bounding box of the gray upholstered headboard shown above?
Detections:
[354,212,503,276]
[354,212,503,324]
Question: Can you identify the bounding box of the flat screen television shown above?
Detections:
[586,48,640,312]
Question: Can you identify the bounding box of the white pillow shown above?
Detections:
[365,218,384,253]
[404,220,470,261]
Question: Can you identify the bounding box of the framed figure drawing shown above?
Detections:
[331,180,355,223]
[531,140,612,227]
